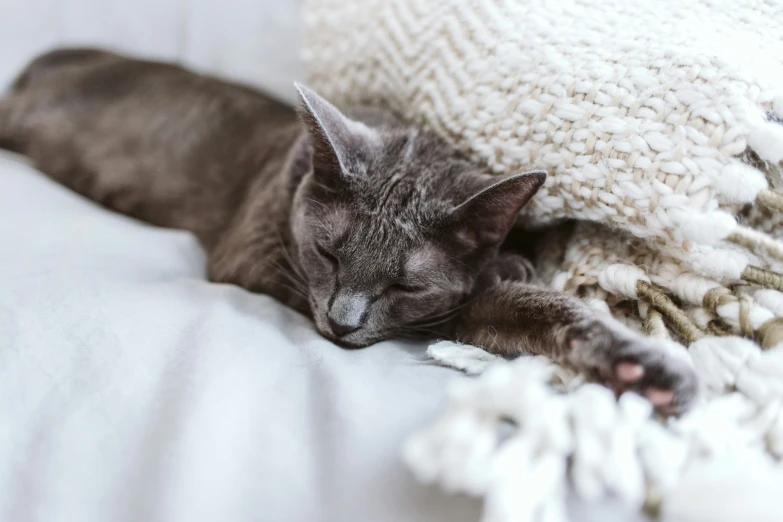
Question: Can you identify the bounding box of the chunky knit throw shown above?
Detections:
[303,0,783,520]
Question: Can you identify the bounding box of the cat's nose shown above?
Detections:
[327,292,369,338]
[328,316,360,337]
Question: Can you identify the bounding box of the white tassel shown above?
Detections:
[598,264,648,298]
[709,163,769,204]
[754,289,783,317]
[669,208,736,246]
[689,337,760,393]
[408,337,783,522]
[748,121,783,164]
[427,341,502,375]
[684,245,749,281]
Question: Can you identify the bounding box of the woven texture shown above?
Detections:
[303,0,783,519]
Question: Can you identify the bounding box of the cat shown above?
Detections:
[0,48,697,414]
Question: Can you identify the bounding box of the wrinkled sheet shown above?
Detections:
[0,151,484,522]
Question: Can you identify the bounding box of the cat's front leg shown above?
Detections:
[452,281,698,414]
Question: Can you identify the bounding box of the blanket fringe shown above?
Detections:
[757,189,783,212]
[636,281,704,343]
[743,265,783,292]
[729,227,783,262]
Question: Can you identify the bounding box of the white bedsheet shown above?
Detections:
[0,150,485,522]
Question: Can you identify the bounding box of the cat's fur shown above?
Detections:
[0,49,697,413]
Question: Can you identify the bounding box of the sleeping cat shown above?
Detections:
[0,48,697,413]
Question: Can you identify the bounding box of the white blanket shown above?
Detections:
[0,151,486,522]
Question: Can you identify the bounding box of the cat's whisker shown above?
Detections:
[278,277,308,298]
[276,260,307,290]
[304,197,328,211]
[408,298,475,327]
[411,309,458,325]
[407,310,461,328]
[311,178,340,196]
[266,256,309,297]
[410,314,459,329]
[274,280,310,301]
[393,328,443,340]
[272,261,309,294]
[271,271,310,302]
[391,324,448,338]
[274,223,309,285]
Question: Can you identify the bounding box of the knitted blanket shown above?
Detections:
[303,0,783,519]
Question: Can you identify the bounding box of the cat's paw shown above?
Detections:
[481,252,535,285]
[568,321,698,415]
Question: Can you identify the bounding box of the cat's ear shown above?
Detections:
[295,83,379,181]
[451,170,547,247]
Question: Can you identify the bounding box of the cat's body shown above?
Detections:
[0,48,697,413]
[1,49,311,314]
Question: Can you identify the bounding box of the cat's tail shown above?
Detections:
[0,95,26,154]
[2,48,117,154]
[13,47,116,90]
[0,97,22,153]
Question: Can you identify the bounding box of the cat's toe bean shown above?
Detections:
[570,322,698,415]
[618,344,697,414]
[645,387,675,407]
[615,361,644,382]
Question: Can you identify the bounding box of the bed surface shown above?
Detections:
[0,150,485,522]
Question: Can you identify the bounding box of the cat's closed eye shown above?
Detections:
[389,283,426,294]
[316,244,338,267]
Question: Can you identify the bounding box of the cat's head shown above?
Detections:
[290,84,545,347]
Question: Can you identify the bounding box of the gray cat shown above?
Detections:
[0,48,697,413]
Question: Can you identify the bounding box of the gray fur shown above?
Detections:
[0,49,697,413]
